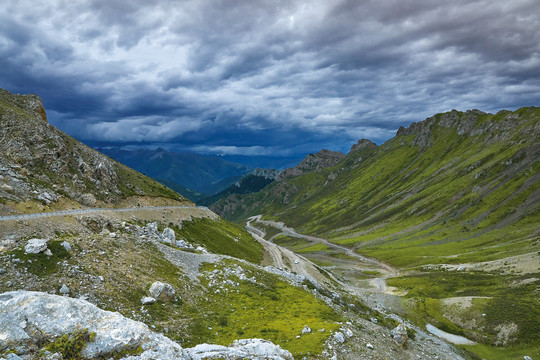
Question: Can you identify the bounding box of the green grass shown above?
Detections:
[10,240,71,275]
[387,269,540,348]
[171,218,264,264]
[187,260,342,356]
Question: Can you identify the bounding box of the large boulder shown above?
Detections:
[186,339,293,360]
[161,228,176,246]
[0,291,293,360]
[391,323,408,346]
[24,238,48,254]
[148,282,176,302]
[0,291,184,359]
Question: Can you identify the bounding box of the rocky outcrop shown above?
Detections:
[395,108,539,148]
[349,139,378,153]
[249,168,281,180]
[276,149,345,181]
[0,88,184,214]
[0,291,293,360]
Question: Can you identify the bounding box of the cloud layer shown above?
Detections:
[1,0,539,157]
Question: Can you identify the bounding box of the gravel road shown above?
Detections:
[0,206,203,222]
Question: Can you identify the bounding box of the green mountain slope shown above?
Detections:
[215,107,540,357]
[217,108,539,267]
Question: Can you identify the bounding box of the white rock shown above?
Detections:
[301,325,312,334]
[140,297,156,305]
[109,232,117,238]
[186,339,293,360]
[24,238,48,254]
[344,328,353,338]
[44,249,53,257]
[98,276,104,282]
[523,356,532,360]
[0,291,184,359]
[148,282,176,302]
[61,241,72,251]
[333,332,345,343]
[161,228,176,246]
[366,343,374,349]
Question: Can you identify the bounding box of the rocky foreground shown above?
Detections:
[0,291,293,360]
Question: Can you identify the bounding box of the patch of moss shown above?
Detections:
[41,328,96,360]
[10,240,70,275]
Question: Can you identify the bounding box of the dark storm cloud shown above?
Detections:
[1,0,539,158]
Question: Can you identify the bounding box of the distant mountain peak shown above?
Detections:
[349,139,378,153]
[276,149,345,181]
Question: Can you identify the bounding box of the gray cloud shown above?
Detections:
[1,0,538,158]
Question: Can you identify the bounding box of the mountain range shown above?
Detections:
[98,148,254,198]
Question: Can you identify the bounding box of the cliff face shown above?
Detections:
[0,89,185,214]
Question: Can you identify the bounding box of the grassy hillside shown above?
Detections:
[217,107,539,267]
[215,107,540,358]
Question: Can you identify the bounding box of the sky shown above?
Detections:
[1,0,539,161]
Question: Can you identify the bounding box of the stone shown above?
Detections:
[44,249,53,256]
[523,356,532,360]
[344,328,353,338]
[391,323,408,346]
[186,338,293,360]
[61,241,72,251]
[109,232,117,238]
[333,332,345,343]
[148,281,176,302]
[0,291,184,359]
[0,268,6,274]
[59,284,70,295]
[161,228,176,246]
[301,325,312,334]
[140,297,156,305]
[24,238,48,254]
[98,276,104,282]
[366,343,374,349]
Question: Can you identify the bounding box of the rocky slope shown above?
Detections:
[0,89,187,215]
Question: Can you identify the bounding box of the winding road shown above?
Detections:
[247,215,399,277]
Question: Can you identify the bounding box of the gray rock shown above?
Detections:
[523,356,532,360]
[366,343,374,349]
[185,339,293,360]
[161,228,176,246]
[61,241,71,251]
[59,284,70,295]
[0,291,184,359]
[0,268,6,274]
[148,282,176,302]
[44,249,53,257]
[391,323,408,346]
[4,354,23,360]
[140,297,156,305]
[333,331,345,343]
[24,238,48,254]
[301,325,312,334]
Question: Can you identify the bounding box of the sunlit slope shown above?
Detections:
[219,107,540,268]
